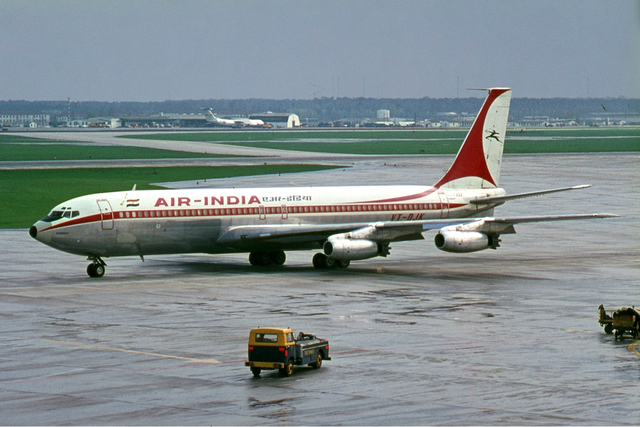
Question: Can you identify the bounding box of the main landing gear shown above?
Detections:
[249,250,286,266]
[248,251,351,269]
[312,253,350,269]
[86,256,106,278]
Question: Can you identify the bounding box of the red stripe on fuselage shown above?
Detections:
[39,202,467,231]
[350,187,439,204]
[40,213,103,232]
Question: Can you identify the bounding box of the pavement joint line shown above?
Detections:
[39,339,220,364]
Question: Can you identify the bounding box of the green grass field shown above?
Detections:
[0,164,338,229]
[0,134,235,161]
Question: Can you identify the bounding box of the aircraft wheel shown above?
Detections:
[324,256,337,268]
[249,251,270,266]
[94,264,105,277]
[336,260,350,268]
[271,251,286,266]
[258,252,272,265]
[313,253,327,269]
[313,253,343,269]
[249,252,259,266]
[87,263,105,278]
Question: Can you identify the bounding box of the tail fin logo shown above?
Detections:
[485,129,501,142]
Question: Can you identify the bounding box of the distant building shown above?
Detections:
[376,109,390,121]
[87,117,122,128]
[67,119,89,128]
[250,113,300,128]
[0,114,50,127]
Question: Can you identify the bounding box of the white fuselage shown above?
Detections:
[31,185,505,258]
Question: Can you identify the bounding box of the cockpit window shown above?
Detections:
[40,207,80,222]
[41,211,64,222]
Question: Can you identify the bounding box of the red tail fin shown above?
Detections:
[435,88,512,190]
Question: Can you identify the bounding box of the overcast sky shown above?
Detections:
[1,0,638,101]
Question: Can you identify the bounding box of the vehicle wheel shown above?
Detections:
[272,251,286,266]
[312,353,323,369]
[280,359,294,377]
[251,367,261,377]
[604,324,613,334]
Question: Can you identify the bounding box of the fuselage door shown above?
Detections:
[438,192,450,219]
[97,199,114,230]
[281,204,288,220]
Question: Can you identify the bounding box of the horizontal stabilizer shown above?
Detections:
[470,185,592,204]
[487,213,619,223]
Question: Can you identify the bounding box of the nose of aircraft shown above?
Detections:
[29,221,51,244]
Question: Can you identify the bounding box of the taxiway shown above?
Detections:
[1,148,638,424]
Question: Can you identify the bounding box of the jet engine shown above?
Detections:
[324,237,386,261]
[323,225,391,261]
[434,230,500,253]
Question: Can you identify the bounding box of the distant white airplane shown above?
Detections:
[202,108,266,127]
[30,88,617,277]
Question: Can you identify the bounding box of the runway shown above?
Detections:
[1,151,638,425]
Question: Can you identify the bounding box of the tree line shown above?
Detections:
[0,96,637,123]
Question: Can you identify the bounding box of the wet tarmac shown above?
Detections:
[1,150,639,425]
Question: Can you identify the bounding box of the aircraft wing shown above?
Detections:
[216,213,618,248]
[216,219,467,248]
[217,222,387,247]
[361,213,618,237]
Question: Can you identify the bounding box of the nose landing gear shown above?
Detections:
[86,257,106,278]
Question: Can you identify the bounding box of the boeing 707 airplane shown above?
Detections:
[29,88,617,277]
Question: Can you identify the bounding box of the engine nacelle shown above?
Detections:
[324,238,381,261]
[434,230,499,253]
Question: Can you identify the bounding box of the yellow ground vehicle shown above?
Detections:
[244,327,331,377]
[599,305,640,341]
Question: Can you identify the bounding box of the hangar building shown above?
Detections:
[250,113,300,128]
